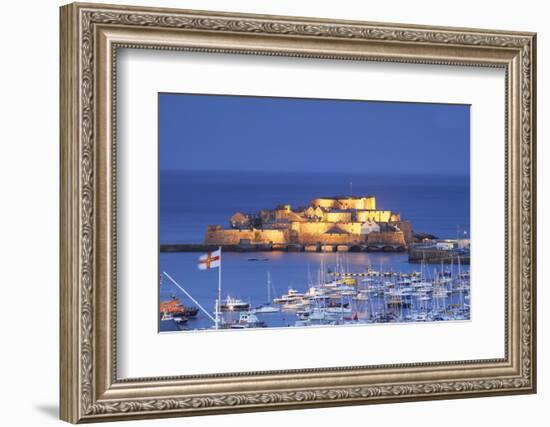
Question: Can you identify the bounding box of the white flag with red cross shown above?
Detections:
[198,249,221,270]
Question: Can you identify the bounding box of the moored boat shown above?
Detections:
[160,295,199,319]
[229,312,266,329]
[273,288,304,304]
[219,295,250,312]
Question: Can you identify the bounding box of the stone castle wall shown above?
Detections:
[295,232,363,245]
[325,211,353,222]
[311,196,376,210]
[205,222,408,246]
[290,221,364,236]
[367,231,406,246]
[355,210,392,223]
[336,222,364,234]
[390,220,413,243]
[204,227,287,245]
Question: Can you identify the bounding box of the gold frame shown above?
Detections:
[60,2,537,423]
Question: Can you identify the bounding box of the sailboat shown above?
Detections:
[253,272,281,313]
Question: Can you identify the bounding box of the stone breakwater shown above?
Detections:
[408,245,470,264]
[160,241,407,253]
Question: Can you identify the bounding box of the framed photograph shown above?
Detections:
[60,2,537,423]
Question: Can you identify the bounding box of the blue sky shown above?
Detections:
[159,93,470,175]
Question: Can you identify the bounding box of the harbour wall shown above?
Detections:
[408,247,470,264]
[204,227,287,245]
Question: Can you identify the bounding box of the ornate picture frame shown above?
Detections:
[60,2,536,423]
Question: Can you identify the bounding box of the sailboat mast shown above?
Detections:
[217,246,222,329]
[267,272,271,302]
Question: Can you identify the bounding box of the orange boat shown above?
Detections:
[160,295,199,318]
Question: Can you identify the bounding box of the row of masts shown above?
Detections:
[162,250,468,330]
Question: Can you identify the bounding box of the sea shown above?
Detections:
[159,171,470,332]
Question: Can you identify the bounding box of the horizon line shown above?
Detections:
[159,168,470,177]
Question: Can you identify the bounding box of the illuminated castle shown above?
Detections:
[204,196,413,250]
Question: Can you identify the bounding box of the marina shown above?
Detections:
[159,250,470,332]
[159,172,471,333]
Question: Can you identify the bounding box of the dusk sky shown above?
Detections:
[159,93,470,175]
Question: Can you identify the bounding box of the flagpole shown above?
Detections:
[217,246,222,330]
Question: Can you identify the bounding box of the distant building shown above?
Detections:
[229,212,251,229]
[361,220,381,235]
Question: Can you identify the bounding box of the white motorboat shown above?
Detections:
[218,295,250,312]
[273,288,304,304]
[229,312,266,329]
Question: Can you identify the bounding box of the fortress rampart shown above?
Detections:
[311,196,376,210]
[366,231,406,246]
[391,220,413,244]
[204,227,287,245]
[293,232,363,245]
[203,195,414,249]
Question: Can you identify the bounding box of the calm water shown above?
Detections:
[159,171,470,332]
[160,171,470,243]
[160,251,470,331]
